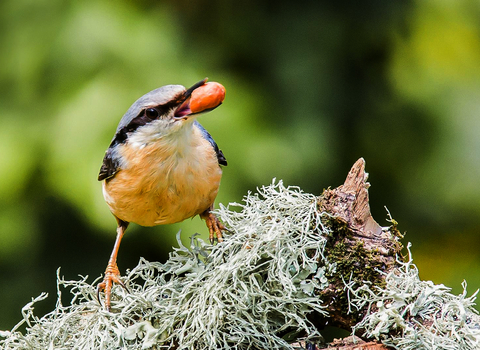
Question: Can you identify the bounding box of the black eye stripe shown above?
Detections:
[109,95,186,148]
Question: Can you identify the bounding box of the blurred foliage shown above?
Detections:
[1,0,480,330]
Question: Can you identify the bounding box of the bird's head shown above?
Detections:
[112,78,225,147]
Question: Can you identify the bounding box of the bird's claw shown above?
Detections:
[96,262,128,311]
[201,211,226,244]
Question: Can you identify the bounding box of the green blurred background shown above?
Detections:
[1,0,480,330]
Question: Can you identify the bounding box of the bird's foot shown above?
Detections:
[201,211,226,244]
[96,262,128,311]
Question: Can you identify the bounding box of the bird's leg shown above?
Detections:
[200,207,225,244]
[97,218,129,311]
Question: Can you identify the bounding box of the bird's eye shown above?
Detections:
[145,108,159,119]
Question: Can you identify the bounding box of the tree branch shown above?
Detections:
[1,158,478,350]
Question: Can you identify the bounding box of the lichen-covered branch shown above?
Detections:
[316,158,404,331]
[314,159,480,349]
[0,158,479,350]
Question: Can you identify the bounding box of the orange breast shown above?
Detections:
[102,127,222,226]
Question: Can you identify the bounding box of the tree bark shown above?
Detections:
[311,158,479,349]
[313,158,403,349]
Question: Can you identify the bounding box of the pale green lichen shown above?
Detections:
[349,244,480,350]
[0,180,330,349]
[1,181,479,350]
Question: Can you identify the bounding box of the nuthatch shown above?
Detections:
[97,78,227,310]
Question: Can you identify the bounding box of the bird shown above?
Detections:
[97,78,227,311]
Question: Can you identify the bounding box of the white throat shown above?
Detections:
[128,118,196,150]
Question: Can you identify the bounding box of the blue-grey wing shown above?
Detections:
[194,121,227,166]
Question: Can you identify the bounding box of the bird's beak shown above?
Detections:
[174,78,209,119]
